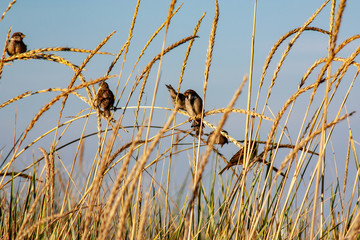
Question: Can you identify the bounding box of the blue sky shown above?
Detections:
[0,0,360,194]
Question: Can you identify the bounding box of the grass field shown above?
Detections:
[1,0,360,239]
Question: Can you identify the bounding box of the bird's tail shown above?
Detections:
[219,165,230,175]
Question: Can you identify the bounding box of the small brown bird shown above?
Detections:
[165,84,186,111]
[219,141,258,175]
[96,81,114,118]
[183,89,204,131]
[7,32,27,56]
[207,130,229,147]
[219,141,285,176]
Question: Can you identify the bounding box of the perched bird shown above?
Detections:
[219,141,258,175]
[165,84,186,111]
[7,32,27,56]
[183,89,204,130]
[96,81,114,118]
[207,130,229,147]
[219,141,285,176]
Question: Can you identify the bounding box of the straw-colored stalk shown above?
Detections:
[136,191,152,239]
[0,28,11,80]
[1,88,91,111]
[0,171,42,184]
[39,147,54,216]
[6,53,80,72]
[0,0,16,22]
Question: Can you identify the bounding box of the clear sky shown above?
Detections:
[0,0,360,193]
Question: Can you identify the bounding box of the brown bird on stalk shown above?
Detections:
[165,84,186,111]
[219,141,285,176]
[7,32,27,56]
[96,81,114,118]
[183,89,204,134]
[207,130,228,147]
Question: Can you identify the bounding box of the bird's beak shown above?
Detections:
[21,34,25,38]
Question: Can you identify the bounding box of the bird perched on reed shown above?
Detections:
[7,32,27,56]
[96,81,114,118]
[183,89,204,134]
[219,141,258,175]
[165,84,186,111]
[219,141,285,176]
[207,130,229,147]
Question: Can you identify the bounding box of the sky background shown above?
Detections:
[0,0,360,201]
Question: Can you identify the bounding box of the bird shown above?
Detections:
[207,130,229,147]
[183,89,204,134]
[7,32,27,56]
[219,141,285,176]
[96,81,114,118]
[219,141,258,175]
[165,84,186,111]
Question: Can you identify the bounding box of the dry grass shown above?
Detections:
[0,0,359,239]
